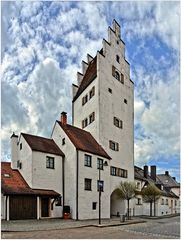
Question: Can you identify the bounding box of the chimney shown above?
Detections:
[10,132,18,169]
[144,165,148,178]
[61,112,67,125]
[165,171,169,176]
[172,177,176,181]
[150,165,156,181]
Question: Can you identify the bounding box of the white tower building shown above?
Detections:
[72,20,134,215]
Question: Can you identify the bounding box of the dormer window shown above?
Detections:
[116,55,120,63]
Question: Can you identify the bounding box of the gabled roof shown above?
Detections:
[157,174,180,188]
[21,133,64,157]
[134,166,155,183]
[1,162,59,196]
[57,121,111,160]
[73,57,97,102]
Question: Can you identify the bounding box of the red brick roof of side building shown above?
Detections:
[73,56,97,102]
[57,121,111,160]
[21,133,65,157]
[1,162,60,196]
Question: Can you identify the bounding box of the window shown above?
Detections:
[124,99,127,104]
[110,166,127,178]
[20,143,22,150]
[62,138,65,145]
[82,94,88,106]
[115,71,120,81]
[84,154,92,167]
[97,180,104,192]
[166,199,168,205]
[89,86,95,99]
[4,173,10,178]
[110,166,116,176]
[117,40,119,45]
[89,112,95,124]
[114,117,123,129]
[109,140,119,151]
[46,156,55,169]
[97,158,103,170]
[92,202,97,210]
[85,178,92,191]
[121,73,124,84]
[108,88,112,93]
[175,200,177,206]
[137,198,142,205]
[116,55,120,63]
[161,199,164,205]
[82,118,88,128]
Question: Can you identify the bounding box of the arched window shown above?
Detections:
[115,71,120,81]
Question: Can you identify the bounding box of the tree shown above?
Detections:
[115,181,136,219]
[141,183,161,217]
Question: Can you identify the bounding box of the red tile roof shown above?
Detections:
[1,162,59,196]
[21,133,64,156]
[57,121,111,159]
[73,57,97,102]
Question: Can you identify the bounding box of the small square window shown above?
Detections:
[85,178,92,191]
[84,154,92,167]
[124,99,127,104]
[62,138,65,145]
[92,202,97,210]
[89,112,95,124]
[89,86,95,99]
[108,88,112,93]
[110,166,116,176]
[46,156,55,169]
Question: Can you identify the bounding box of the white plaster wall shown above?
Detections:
[11,136,18,169]
[73,78,100,141]
[52,122,77,219]
[32,151,63,218]
[78,151,111,220]
[18,135,33,187]
[1,194,6,219]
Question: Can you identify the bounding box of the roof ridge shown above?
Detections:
[21,132,52,141]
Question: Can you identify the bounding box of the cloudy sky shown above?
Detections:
[1,1,180,181]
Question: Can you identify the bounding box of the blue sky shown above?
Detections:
[1,1,180,181]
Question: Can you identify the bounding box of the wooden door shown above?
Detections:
[9,195,37,220]
[41,197,49,217]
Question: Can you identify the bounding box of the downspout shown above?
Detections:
[76,150,79,220]
[62,156,65,216]
[5,195,8,220]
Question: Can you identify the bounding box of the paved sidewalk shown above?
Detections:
[1,217,146,232]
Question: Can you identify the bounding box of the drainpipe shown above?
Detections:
[5,195,7,220]
[62,155,65,216]
[76,150,79,220]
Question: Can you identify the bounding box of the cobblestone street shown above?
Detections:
[1,216,180,239]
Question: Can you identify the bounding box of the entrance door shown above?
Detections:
[41,197,49,217]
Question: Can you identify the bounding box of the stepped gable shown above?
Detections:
[57,121,111,160]
[73,57,97,102]
[21,133,64,156]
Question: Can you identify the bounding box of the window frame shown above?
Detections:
[110,166,116,176]
[121,73,124,84]
[109,140,119,151]
[85,178,92,191]
[84,154,92,167]
[46,156,55,169]
[97,158,104,170]
[115,71,120,81]
[116,55,120,63]
[89,112,95,124]
[92,202,97,210]
[89,86,95,99]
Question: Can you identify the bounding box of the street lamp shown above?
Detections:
[98,160,108,225]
